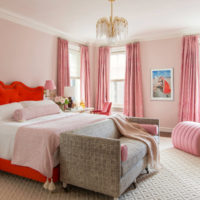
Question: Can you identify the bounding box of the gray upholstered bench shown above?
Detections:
[60,117,159,199]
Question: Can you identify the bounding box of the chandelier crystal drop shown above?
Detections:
[96,0,128,42]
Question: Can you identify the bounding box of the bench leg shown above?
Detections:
[145,167,149,174]
[62,182,68,189]
[132,179,137,189]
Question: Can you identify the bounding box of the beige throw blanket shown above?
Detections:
[109,114,160,170]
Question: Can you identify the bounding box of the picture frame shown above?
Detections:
[151,68,173,101]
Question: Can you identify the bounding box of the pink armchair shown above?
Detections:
[93,102,112,116]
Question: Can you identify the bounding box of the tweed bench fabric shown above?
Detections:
[172,121,200,156]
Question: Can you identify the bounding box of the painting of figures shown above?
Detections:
[151,68,173,100]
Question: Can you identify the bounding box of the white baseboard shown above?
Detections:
[160,127,173,133]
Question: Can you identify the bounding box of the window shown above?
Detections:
[69,44,81,103]
[110,48,126,107]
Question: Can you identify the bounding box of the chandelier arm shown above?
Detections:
[97,0,128,41]
[110,0,114,37]
[111,0,113,21]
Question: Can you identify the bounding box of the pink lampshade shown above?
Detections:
[44,80,56,90]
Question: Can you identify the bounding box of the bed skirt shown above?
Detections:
[0,158,59,183]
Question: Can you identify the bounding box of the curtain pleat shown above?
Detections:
[80,45,91,107]
[179,35,200,122]
[95,47,110,110]
[57,38,70,96]
[124,42,144,117]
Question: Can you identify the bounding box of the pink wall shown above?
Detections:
[0,18,182,130]
[140,38,182,130]
[0,18,57,87]
[91,38,182,131]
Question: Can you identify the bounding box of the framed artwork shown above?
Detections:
[151,68,173,100]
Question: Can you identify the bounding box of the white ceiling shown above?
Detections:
[0,0,200,44]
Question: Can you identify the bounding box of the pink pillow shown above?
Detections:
[139,124,159,136]
[121,144,128,162]
[13,104,60,121]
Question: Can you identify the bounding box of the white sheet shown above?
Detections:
[0,112,76,164]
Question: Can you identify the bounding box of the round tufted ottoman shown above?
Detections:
[172,121,200,156]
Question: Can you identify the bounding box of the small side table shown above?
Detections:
[64,107,94,113]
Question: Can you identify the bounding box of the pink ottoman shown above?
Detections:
[172,121,200,156]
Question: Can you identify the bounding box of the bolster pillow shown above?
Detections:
[13,104,60,121]
[121,144,128,162]
[139,124,158,136]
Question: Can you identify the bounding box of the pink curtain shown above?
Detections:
[95,47,110,110]
[124,42,144,117]
[80,45,91,107]
[179,35,200,122]
[57,38,70,96]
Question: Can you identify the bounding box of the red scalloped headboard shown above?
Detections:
[0,81,44,105]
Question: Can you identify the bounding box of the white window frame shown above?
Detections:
[110,47,126,109]
[69,44,81,102]
[69,48,81,81]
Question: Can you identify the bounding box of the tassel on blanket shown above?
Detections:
[43,178,49,190]
[48,178,56,192]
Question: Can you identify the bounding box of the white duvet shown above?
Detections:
[0,111,75,164]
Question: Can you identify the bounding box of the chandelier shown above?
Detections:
[96,0,128,41]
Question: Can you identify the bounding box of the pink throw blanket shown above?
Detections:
[110,114,160,169]
[12,113,106,178]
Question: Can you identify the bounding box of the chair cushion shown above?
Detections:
[102,102,109,112]
[120,137,147,176]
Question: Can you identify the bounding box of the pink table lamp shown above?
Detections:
[44,80,56,99]
[44,80,56,90]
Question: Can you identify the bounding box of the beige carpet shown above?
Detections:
[0,137,200,200]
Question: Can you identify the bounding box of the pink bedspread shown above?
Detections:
[11,113,106,178]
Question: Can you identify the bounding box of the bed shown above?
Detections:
[0,81,105,186]
[0,81,160,196]
[0,81,60,183]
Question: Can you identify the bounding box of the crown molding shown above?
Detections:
[88,28,200,47]
[1,8,200,47]
[0,8,86,45]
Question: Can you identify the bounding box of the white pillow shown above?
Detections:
[20,100,56,108]
[0,102,23,120]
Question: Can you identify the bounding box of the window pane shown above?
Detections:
[110,50,126,107]
[69,50,80,78]
[70,78,80,103]
[69,47,81,104]
[110,81,124,106]
[110,53,126,80]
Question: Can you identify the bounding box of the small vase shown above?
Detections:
[64,104,68,110]
[60,104,65,111]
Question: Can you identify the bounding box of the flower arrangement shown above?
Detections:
[54,96,69,111]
